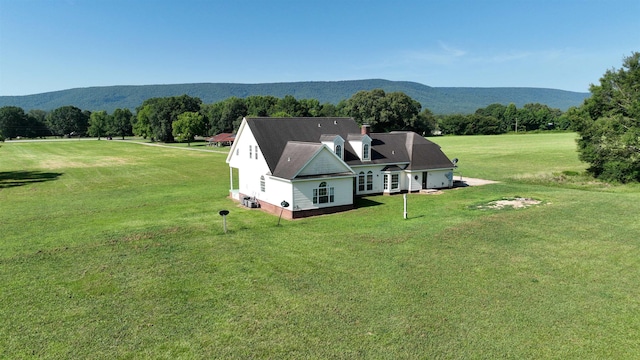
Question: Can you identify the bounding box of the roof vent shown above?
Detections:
[287,157,291,162]
[392,150,395,155]
[318,123,321,127]
[334,120,338,125]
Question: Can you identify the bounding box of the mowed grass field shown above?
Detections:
[1,133,640,358]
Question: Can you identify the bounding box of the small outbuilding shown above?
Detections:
[207,133,236,147]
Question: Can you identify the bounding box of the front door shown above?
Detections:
[422,172,428,189]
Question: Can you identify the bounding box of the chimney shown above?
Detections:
[361,124,371,135]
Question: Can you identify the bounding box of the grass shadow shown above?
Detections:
[0,171,63,189]
[354,196,383,209]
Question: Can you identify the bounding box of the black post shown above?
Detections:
[278,201,289,226]
[219,210,229,233]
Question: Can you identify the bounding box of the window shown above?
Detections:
[335,144,342,158]
[391,174,399,189]
[363,143,370,160]
[384,175,389,190]
[260,175,265,192]
[255,146,259,160]
[358,172,365,191]
[313,182,334,204]
[366,171,373,191]
[249,145,253,159]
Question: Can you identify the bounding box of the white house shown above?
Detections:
[226,117,455,219]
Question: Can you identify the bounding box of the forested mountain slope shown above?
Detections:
[0,79,588,114]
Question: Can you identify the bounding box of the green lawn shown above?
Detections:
[1,134,639,358]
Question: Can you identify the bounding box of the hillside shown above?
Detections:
[0,79,589,114]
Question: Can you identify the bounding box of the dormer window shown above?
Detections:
[320,134,345,160]
[348,133,371,161]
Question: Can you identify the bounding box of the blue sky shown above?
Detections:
[1,0,638,96]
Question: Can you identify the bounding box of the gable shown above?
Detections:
[272,142,353,180]
[297,147,353,178]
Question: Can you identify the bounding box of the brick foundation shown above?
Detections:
[231,192,353,220]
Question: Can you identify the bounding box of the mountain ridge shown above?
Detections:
[0,79,589,114]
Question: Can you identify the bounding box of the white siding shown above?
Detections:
[406,172,421,191]
[263,177,293,206]
[228,122,271,198]
[298,149,350,177]
[425,170,454,189]
[292,178,353,210]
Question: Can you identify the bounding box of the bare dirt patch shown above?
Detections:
[472,197,542,210]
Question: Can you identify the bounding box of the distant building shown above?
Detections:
[207,133,235,147]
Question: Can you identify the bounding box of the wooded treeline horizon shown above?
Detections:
[0,89,573,143]
[1,50,638,184]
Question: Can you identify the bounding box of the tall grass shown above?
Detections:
[1,135,639,358]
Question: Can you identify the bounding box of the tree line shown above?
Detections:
[1,90,572,143]
[2,52,637,183]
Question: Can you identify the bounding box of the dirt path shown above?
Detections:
[458,177,499,186]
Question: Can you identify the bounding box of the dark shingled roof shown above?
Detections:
[246,117,360,173]
[245,117,454,176]
[392,131,456,170]
[272,142,322,179]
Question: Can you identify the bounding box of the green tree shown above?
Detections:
[0,106,27,139]
[46,105,89,137]
[172,111,205,146]
[111,108,133,139]
[245,95,278,117]
[136,95,202,142]
[26,110,50,138]
[476,103,508,132]
[88,110,110,139]
[274,95,303,117]
[318,102,339,117]
[299,98,322,117]
[556,106,585,130]
[344,89,387,131]
[576,52,640,182]
[221,97,247,132]
[406,108,436,135]
[343,89,422,132]
[438,114,470,135]
[503,103,518,132]
[466,114,503,135]
[133,105,153,139]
